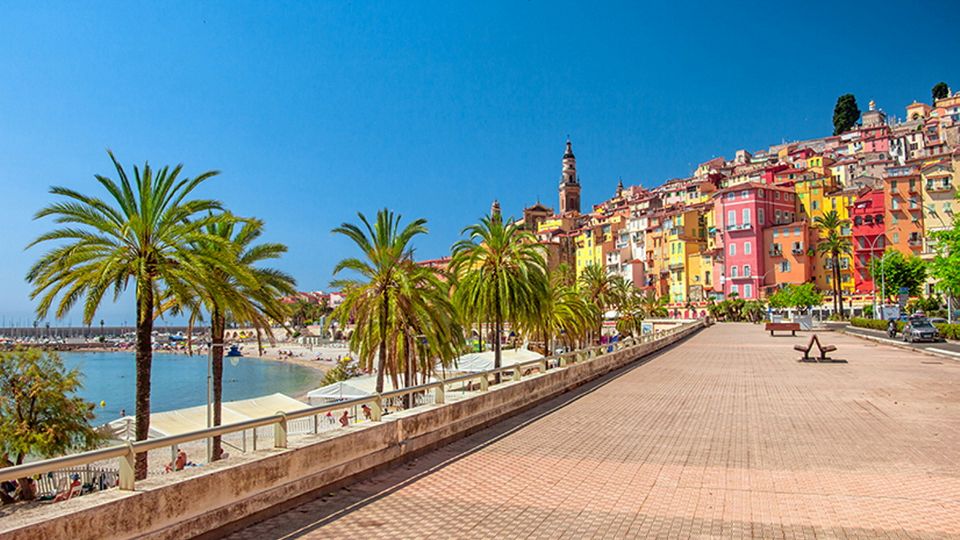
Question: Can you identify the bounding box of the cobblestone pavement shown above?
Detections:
[225,324,960,539]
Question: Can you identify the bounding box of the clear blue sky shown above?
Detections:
[1,0,958,325]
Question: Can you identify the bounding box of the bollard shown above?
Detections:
[371,397,383,421]
[435,384,445,404]
[118,442,135,491]
[274,412,288,449]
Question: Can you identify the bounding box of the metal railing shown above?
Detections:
[0,322,700,493]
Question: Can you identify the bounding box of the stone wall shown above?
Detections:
[0,321,704,540]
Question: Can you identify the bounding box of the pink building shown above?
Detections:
[715,183,797,299]
[849,189,886,294]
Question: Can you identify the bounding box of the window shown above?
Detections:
[744,241,752,255]
[892,214,898,224]
[893,232,900,244]
[742,208,751,225]
[744,284,753,298]
[891,199,899,210]
[775,191,781,200]
[780,261,791,272]
[812,200,819,210]
[758,189,764,198]
[730,284,739,295]
[743,265,751,277]
[775,210,781,223]
[741,190,749,199]
[730,265,739,277]
[727,210,736,226]
[729,243,736,256]
[758,208,765,225]
[945,202,953,214]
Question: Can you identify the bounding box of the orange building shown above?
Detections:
[762,221,815,296]
[883,167,924,256]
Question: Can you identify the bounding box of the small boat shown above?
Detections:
[226,345,243,358]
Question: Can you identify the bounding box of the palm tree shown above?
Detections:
[27,152,223,479]
[181,216,296,460]
[578,264,616,342]
[451,214,547,382]
[329,209,428,394]
[814,211,852,317]
[524,272,592,355]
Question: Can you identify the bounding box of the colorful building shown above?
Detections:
[850,189,886,294]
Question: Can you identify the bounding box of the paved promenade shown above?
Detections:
[227,324,960,539]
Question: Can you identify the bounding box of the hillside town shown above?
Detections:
[479,91,960,316]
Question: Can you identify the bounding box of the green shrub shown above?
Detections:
[933,323,960,340]
[850,317,903,332]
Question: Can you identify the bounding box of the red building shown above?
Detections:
[714,183,797,299]
[849,189,886,294]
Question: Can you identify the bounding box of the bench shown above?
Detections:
[793,334,837,361]
[765,322,800,336]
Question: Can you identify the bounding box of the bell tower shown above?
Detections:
[559,138,581,214]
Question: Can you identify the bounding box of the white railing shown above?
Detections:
[0,322,702,493]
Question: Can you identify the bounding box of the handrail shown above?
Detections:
[0,320,702,489]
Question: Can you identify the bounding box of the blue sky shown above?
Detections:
[1,0,958,325]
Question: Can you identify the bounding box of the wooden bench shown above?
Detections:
[765,322,800,336]
[793,334,837,361]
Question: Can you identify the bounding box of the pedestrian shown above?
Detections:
[361,404,371,420]
[339,410,350,427]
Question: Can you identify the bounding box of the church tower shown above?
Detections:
[559,138,581,214]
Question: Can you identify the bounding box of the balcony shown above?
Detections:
[908,237,922,246]
[791,247,805,255]
[927,181,954,192]
[668,262,684,271]
[768,248,783,257]
[725,223,753,232]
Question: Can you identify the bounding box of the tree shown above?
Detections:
[931,225,960,301]
[182,216,295,460]
[870,249,927,301]
[525,272,593,354]
[27,152,223,479]
[328,209,428,394]
[451,214,547,382]
[767,283,823,312]
[832,94,861,135]
[578,264,616,341]
[814,211,852,317]
[932,82,950,102]
[0,349,100,501]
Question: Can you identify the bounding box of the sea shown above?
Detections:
[61,351,324,424]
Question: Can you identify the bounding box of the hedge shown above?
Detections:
[850,317,902,332]
[850,317,960,340]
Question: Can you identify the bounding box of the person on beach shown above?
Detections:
[339,411,350,427]
[361,404,371,420]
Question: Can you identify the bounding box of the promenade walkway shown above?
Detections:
[227,323,960,539]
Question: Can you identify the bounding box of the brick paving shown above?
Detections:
[225,324,960,539]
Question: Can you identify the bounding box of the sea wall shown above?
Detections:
[0,321,705,540]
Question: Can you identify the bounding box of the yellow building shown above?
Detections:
[574,223,605,277]
[665,209,707,304]
[920,158,956,259]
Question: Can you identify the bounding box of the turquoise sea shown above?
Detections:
[62,351,323,423]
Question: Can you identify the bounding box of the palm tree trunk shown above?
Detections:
[494,295,502,384]
[402,334,412,409]
[833,255,841,317]
[375,293,388,394]
[211,308,225,461]
[134,281,155,480]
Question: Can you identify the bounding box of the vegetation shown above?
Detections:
[27,152,223,479]
[814,211,852,317]
[850,317,901,332]
[320,356,364,386]
[932,81,950,102]
[767,283,823,312]
[290,297,330,328]
[869,250,927,301]
[329,209,460,395]
[451,213,547,382]
[180,217,295,460]
[524,271,593,355]
[832,93,861,135]
[578,264,616,340]
[0,349,100,501]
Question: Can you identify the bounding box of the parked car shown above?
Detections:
[902,317,944,343]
